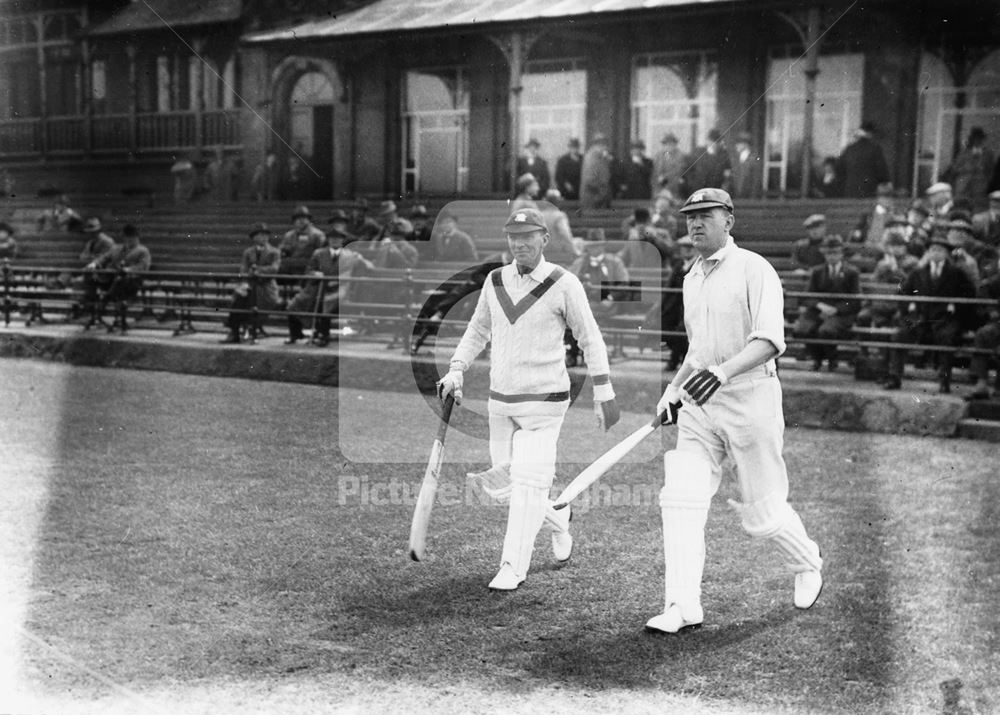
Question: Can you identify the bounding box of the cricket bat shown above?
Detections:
[552,408,671,510]
[408,394,455,561]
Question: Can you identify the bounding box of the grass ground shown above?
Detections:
[1,358,998,714]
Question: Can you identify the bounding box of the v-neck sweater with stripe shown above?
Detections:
[450,259,613,417]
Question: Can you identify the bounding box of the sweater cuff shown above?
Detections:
[449,359,469,372]
[593,383,615,402]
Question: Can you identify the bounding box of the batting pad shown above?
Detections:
[500,483,549,578]
[660,450,714,610]
[467,464,512,504]
[731,493,822,573]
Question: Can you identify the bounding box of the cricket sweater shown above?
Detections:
[450,258,614,416]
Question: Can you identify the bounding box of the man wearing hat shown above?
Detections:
[279,206,327,275]
[221,223,283,344]
[437,206,620,591]
[648,188,823,634]
[511,173,540,213]
[36,194,82,233]
[884,232,976,393]
[75,217,118,310]
[0,221,17,260]
[972,190,1000,248]
[947,127,993,212]
[409,205,433,242]
[945,217,982,285]
[431,212,478,264]
[686,128,731,193]
[326,209,354,244]
[967,251,1000,400]
[516,138,550,198]
[567,227,630,367]
[864,228,920,329]
[838,122,891,198]
[926,181,954,219]
[554,138,583,200]
[653,132,687,198]
[792,235,861,372]
[580,133,613,209]
[84,223,152,328]
[617,139,653,200]
[348,197,381,241]
[792,214,828,273]
[374,200,414,243]
[729,131,762,199]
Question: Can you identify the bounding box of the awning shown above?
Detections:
[244,0,737,43]
[89,0,243,36]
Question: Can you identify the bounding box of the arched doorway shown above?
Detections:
[290,71,335,198]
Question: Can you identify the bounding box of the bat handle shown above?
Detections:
[651,408,671,427]
[441,393,455,423]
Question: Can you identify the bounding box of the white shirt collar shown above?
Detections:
[507,257,552,282]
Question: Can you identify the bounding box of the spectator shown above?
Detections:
[617,139,653,200]
[946,127,993,212]
[226,150,245,201]
[409,205,433,242]
[566,229,630,366]
[221,223,283,344]
[86,223,151,324]
[374,221,419,269]
[792,214,829,274]
[925,181,954,219]
[675,233,698,275]
[652,132,687,199]
[813,156,844,198]
[37,194,83,233]
[946,217,982,285]
[79,217,116,265]
[792,235,861,371]
[967,253,1000,400]
[686,128,730,192]
[729,131,763,199]
[618,207,673,269]
[282,154,311,200]
[515,138,550,197]
[647,256,688,371]
[171,152,198,204]
[862,228,921,328]
[554,138,583,200]
[972,190,1000,248]
[848,182,895,271]
[904,200,933,257]
[650,190,680,238]
[348,197,381,242]
[431,212,477,264]
[539,190,580,267]
[372,200,413,243]
[278,205,327,275]
[251,151,279,202]
[285,226,375,347]
[838,122,891,198]
[510,173,540,213]
[326,209,353,244]
[883,234,976,393]
[203,147,226,202]
[0,221,17,259]
[580,133,613,209]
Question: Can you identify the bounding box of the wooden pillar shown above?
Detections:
[126,43,138,157]
[800,5,821,198]
[487,31,539,191]
[192,38,205,155]
[34,14,48,159]
[81,38,93,157]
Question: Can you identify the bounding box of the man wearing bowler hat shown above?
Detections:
[580,133,613,209]
[279,205,327,275]
[555,138,583,200]
[516,138,550,198]
[617,139,653,200]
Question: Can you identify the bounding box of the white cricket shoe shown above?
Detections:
[794,569,823,609]
[644,603,704,634]
[551,506,573,562]
[488,563,525,591]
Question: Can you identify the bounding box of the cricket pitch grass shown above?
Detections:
[1,358,997,714]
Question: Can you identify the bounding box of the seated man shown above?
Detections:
[285,225,374,347]
[279,205,327,275]
[792,235,861,371]
[884,235,976,393]
[409,205,433,242]
[36,194,83,233]
[221,223,283,344]
[618,207,673,269]
[860,228,920,329]
[431,212,478,264]
[0,221,17,259]
[792,214,828,274]
[86,224,152,326]
[566,229,630,366]
[78,217,118,314]
[967,252,1000,400]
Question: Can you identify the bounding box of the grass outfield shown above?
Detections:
[1,358,998,714]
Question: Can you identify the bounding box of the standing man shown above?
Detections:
[838,122,891,198]
[617,139,653,200]
[516,138,550,198]
[729,132,763,199]
[554,138,583,201]
[972,190,1000,248]
[580,133,613,209]
[686,128,731,193]
[437,207,620,591]
[653,133,687,199]
[647,188,823,634]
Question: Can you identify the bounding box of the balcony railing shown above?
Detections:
[0,109,242,157]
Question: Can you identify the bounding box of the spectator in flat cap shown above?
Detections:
[838,122,891,198]
[926,181,954,219]
[813,156,844,199]
[652,132,688,199]
[221,223,283,344]
[0,221,17,260]
[792,214,829,274]
[374,201,413,244]
[945,127,993,212]
[555,138,583,201]
[279,205,327,275]
[431,212,478,264]
[409,205,433,242]
[730,132,763,199]
[793,235,861,372]
[580,133,613,210]
[511,172,541,213]
[516,138,550,198]
[617,139,653,200]
[36,194,82,233]
[972,190,1000,248]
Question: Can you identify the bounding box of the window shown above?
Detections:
[519,59,587,166]
[764,52,863,194]
[632,52,717,154]
[403,67,469,195]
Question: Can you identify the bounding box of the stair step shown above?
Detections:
[966,400,1000,420]
[957,417,1000,442]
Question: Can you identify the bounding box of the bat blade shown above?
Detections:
[408,395,455,561]
[552,409,671,510]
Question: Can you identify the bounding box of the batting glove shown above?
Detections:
[656,383,683,425]
[594,397,621,432]
[681,366,728,406]
[436,369,464,404]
